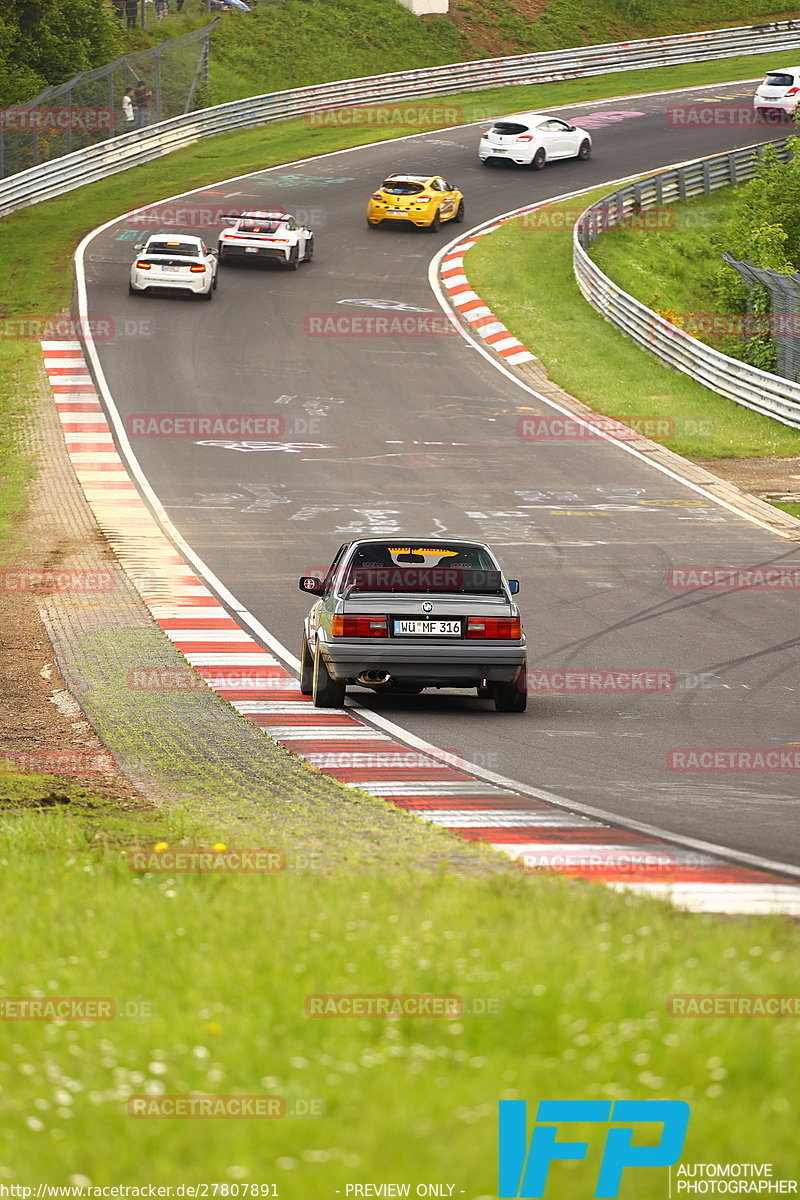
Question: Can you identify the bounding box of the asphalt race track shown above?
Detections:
[82,79,800,869]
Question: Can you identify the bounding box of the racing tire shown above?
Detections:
[300,634,314,696]
[367,219,381,229]
[531,148,546,170]
[200,285,213,301]
[578,139,591,161]
[217,244,228,264]
[304,236,314,263]
[453,200,465,223]
[284,245,300,271]
[481,157,495,167]
[312,647,346,708]
[128,282,138,295]
[427,211,441,232]
[494,667,527,713]
[212,271,218,290]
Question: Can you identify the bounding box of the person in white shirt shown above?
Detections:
[122,88,136,131]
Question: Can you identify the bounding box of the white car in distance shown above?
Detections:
[217,210,314,270]
[129,234,217,300]
[479,112,592,169]
[753,66,800,118]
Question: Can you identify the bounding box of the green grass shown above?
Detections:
[466,189,800,460]
[0,796,797,1189]
[122,0,800,100]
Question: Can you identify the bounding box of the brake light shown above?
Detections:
[517,135,533,141]
[416,195,431,201]
[466,617,521,639]
[135,260,152,269]
[786,87,800,95]
[371,193,383,200]
[332,615,388,637]
[190,264,206,272]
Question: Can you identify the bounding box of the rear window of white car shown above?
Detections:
[146,241,198,256]
[239,219,284,233]
[764,73,796,87]
[490,122,530,135]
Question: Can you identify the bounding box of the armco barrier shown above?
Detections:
[2,20,800,218]
[573,138,800,430]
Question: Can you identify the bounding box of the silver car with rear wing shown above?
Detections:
[217,210,314,270]
[298,539,527,712]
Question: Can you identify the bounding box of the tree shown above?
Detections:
[0,0,122,108]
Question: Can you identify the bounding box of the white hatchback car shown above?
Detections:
[753,66,800,118]
[129,234,217,300]
[479,112,592,168]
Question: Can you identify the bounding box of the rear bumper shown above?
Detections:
[219,243,290,261]
[479,151,532,165]
[130,270,210,294]
[319,637,526,684]
[753,97,796,114]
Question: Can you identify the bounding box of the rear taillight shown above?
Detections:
[190,264,206,272]
[466,617,522,639]
[786,87,800,95]
[517,135,533,141]
[135,260,152,269]
[332,615,388,637]
[371,193,383,200]
[416,195,431,201]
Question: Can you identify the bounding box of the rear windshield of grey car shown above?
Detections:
[340,544,503,594]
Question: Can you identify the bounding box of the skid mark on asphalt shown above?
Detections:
[43,339,800,917]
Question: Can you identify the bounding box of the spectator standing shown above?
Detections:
[135,81,152,128]
[155,0,169,19]
[122,87,136,131]
[113,0,125,21]
[125,0,138,27]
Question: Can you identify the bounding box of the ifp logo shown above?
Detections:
[499,1100,689,1197]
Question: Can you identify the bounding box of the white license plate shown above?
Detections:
[393,619,461,636]
[388,209,406,215]
[492,149,507,154]
[160,265,180,272]
[245,246,260,253]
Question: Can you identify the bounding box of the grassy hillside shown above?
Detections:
[128,0,800,105]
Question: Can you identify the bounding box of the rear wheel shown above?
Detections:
[284,245,300,271]
[427,210,441,232]
[453,200,465,223]
[300,634,314,696]
[304,236,314,262]
[312,647,346,708]
[494,666,527,713]
[531,148,546,170]
[217,244,228,264]
[481,157,495,167]
[578,139,591,161]
[128,282,138,295]
[200,285,213,301]
[367,218,380,228]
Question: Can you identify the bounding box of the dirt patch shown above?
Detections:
[695,456,800,504]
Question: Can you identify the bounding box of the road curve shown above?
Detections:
[81,79,800,867]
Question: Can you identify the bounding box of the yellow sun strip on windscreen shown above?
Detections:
[388,547,460,557]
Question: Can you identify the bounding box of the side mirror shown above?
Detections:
[508,578,520,595]
[299,576,323,595]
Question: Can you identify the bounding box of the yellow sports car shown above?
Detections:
[367,174,465,230]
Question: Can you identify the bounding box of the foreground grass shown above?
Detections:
[0,797,797,1190]
[466,188,800,460]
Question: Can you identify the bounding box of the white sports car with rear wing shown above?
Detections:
[217,210,314,270]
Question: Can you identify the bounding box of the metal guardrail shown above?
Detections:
[573,138,800,431]
[3,19,800,218]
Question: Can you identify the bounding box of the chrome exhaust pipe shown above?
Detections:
[356,670,392,688]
